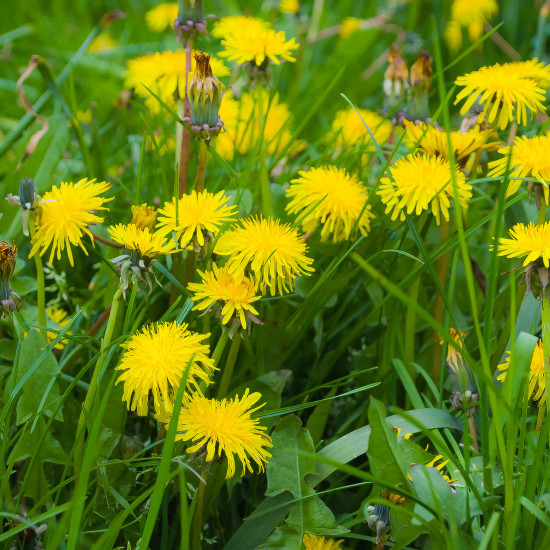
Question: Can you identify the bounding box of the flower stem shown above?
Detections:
[211,329,229,370]
[542,292,550,418]
[89,230,124,249]
[194,140,209,193]
[28,222,47,338]
[191,480,206,550]
[178,38,193,198]
[184,250,196,286]
[73,286,123,476]
[537,204,546,225]
[255,85,272,218]
[216,335,241,398]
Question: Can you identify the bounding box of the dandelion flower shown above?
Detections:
[439,328,467,376]
[403,120,501,166]
[511,58,550,87]
[303,534,344,550]
[280,0,299,14]
[488,133,550,205]
[424,455,458,484]
[210,15,269,39]
[46,307,71,350]
[116,322,215,416]
[497,340,545,407]
[108,223,175,260]
[188,264,261,329]
[340,17,362,38]
[495,222,550,267]
[445,0,498,51]
[286,166,374,243]
[29,178,112,266]
[378,154,472,225]
[145,2,178,32]
[220,27,299,66]
[130,203,157,232]
[87,33,117,54]
[163,389,272,478]
[125,50,229,112]
[155,190,237,248]
[454,62,547,130]
[327,107,392,152]
[215,216,314,296]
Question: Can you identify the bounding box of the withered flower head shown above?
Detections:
[410,51,433,88]
[384,46,409,100]
[0,241,21,317]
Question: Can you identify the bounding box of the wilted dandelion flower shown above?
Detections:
[215,216,314,296]
[29,178,112,266]
[145,2,178,32]
[488,133,550,206]
[445,0,498,51]
[286,166,374,243]
[378,154,472,225]
[188,264,261,330]
[116,322,215,416]
[210,15,269,39]
[220,27,299,66]
[155,190,237,249]
[124,50,229,112]
[327,107,392,152]
[495,222,550,267]
[384,46,409,109]
[0,241,20,317]
[163,389,272,478]
[497,340,545,407]
[303,534,344,550]
[454,62,548,130]
[130,203,157,232]
[403,120,501,167]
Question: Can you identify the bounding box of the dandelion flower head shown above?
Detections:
[220,27,299,66]
[87,33,117,54]
[116,322,215,416]
[162,389,273,478]
[327,107,392,151]
[130,203,157,232]
[445,0,498,51]
[211,15,269,39]
[286,166,374,243]
[45,307,71,350]
[280,0,299,14]
[378,154,472,225]
[497,340,545,407]
[29,178,112,266]
[340,17,362,39]
[303,534,344,550]
[488,133,550,205]
[145,2,178,32]
[155,190,237,248]
[495,222,550,267]
[188,264,261,330]
[108,223,175,260]
[454,61,548,130]
[215,216,314,296]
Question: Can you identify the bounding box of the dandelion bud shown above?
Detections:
[409,50,433,121]
[130,203,157,232]
[6,177,41,236]
[187,53,224,141]
[439,328,477,401]
[175,0,206,37]
[0,241,22,318]
[383,46,408,114]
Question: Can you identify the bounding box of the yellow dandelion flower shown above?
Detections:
[454,62,547,130]
[340,17,362,38]
[145,2,178,32]
[163,389,272,478]
[495,222,550,267]
[124,50,229,113]
[108,223,175,260]
[286,166,374,243]
[116,322,215,416]
[327,107,392,151]
[46,307,71,350]
[303,534,344,550]
[439,328,467,376]
[68,109,92,128]
[210,15,269,39]
[215,90,303,159]
[497,340,545,406]
[29,178,112,266]
[445,0,498,51]
[403,120,501,165]
[188,264,260,329]
[280,0,299,14]
[510,58,550,87]
[130,203,157,232]
[425,455,458,484]
[215,216,314,296]
[220,27,299,66]
[378,154,472,225]
[87,33,117,54]
[488,133,550,205]
[445,20,463,53]
[155,190,237,248]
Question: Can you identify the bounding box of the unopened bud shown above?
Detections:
[130,204,157,232]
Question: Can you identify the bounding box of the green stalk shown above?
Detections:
[191,480,206,550]
[178,38,194,198]
[255,85,272,218]
[28,222,47,338]
[194,140,209,193]
[211,329,229,370]
[542,292,550,419]
[216,335,242,398]
[73,286,123,476]
[535,2,550,60]
[537,204,546,225]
